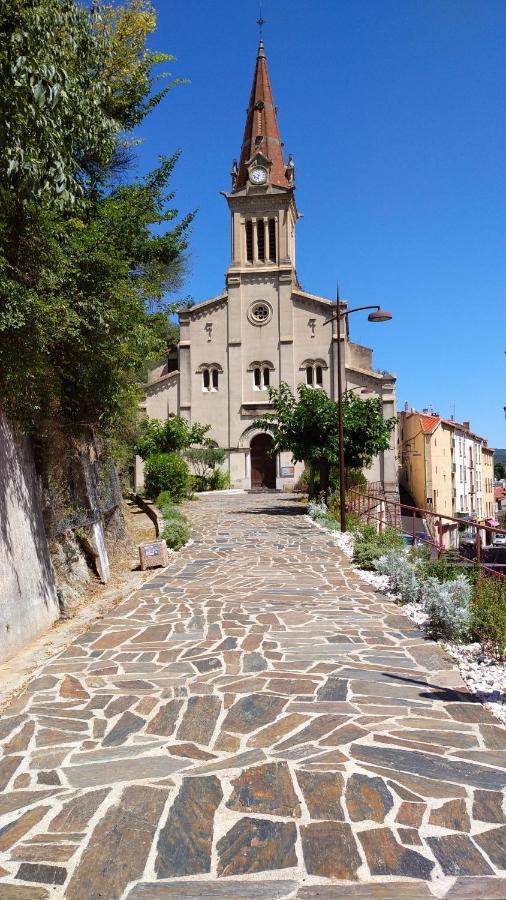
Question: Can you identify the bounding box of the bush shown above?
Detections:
[374,550,422,603]
[190,469,231,492]
[347,469,368,492]
[418,554,476,585]
[156,491,181,511]
[208,468,231,490]
[159,502,184,522]
[353,526,404,570]
[191,474,209,492]
[161,516,190,550]
[308,500,328,519]
[144,453,191,502]
[422,575,472,641]
[471,577,506,658]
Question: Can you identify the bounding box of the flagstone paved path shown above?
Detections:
[0,492,505,899]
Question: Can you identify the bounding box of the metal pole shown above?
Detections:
[336,306,346,532]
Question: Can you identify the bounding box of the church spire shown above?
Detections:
[235,40,290,191]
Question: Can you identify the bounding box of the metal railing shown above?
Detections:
[348,488,506,578]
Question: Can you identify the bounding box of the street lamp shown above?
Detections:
[324,290,392,532]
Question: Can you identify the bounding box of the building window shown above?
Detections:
[268,219,276,261]
[252,364,272,390]
[303,360,326,387]
[201,366,220,391]
[257,219,265,260]
[248,300,272,326]
[245,220,253,262]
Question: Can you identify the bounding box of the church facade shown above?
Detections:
[140,40,398,496]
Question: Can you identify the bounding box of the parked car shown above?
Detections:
[493,532,506,546]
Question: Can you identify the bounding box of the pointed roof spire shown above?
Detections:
[235,40,289,191]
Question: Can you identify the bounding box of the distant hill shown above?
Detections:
[495,449,506,465]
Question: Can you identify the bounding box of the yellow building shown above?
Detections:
[399,408,495,547]
[482,446,495,520]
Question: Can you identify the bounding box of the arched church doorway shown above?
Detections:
[250,434,276,490]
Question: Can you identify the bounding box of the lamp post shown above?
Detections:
[324,291,392,532]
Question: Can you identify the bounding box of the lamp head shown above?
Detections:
[368,309,392,323]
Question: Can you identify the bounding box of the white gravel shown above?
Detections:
[443,641,506,726]
[307,511,506,726]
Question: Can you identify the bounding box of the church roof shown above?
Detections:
[235,40,289,191]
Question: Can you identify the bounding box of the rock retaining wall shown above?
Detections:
[0,413,59,662]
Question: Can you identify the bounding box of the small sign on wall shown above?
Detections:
[280,466,294,478]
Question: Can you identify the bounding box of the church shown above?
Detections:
[139,39,398,496]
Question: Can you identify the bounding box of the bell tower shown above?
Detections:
[225,39,298,276]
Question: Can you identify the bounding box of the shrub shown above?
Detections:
[347,469,368,492]
[353,526,404,570]
[308,500,328,519]
[190,469,231,492]
[208,468,231,490]
[374,550,422,603]
[144,453,191,502]
[159,503,184,522]
[345,511,361,531]
[157,491,181,510]
[418,554,472,583]
[191,474,209,492]
[470,576,506,658]
[422,575,472,641]
[161,516,190,550]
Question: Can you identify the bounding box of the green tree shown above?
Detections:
[185,445,226,477]
[136,416,209,460]
[0,0,194,451]
[495,462,505,480]
[256,384,396,498]
[0,0,114,207]
[342,390,397,470]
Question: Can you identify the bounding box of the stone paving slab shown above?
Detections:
[0,492,505,897]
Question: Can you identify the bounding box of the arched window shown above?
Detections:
[250,361,274,391]
[268,219,276,262]
[245,220,253,262]
[200,364,222,391]
[302,359,327,388]
[257,219,265,261]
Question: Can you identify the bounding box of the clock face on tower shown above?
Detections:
[249,166,267,185]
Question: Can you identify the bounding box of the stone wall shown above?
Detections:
[0,413,60,663]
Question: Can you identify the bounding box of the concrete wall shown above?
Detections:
[0,414,59,663]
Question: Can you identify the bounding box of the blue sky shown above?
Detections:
[134,0,506,447]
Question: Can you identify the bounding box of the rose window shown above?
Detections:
[249,301,272,325]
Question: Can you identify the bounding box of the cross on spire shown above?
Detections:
[257,7,265,40]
